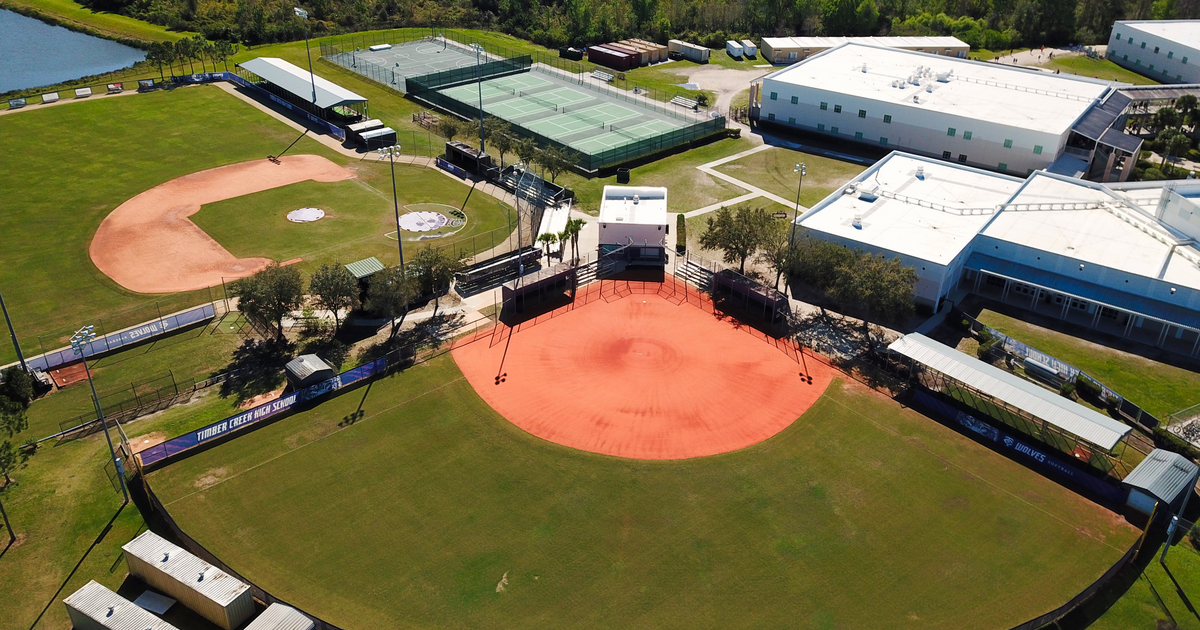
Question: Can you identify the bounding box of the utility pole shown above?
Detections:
[0,292,27,372]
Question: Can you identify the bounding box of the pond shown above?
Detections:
[0,9,147,94]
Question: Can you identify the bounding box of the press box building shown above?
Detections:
[753,42,1117,177]
[1107,20,1200,84]
[597,186,670,268]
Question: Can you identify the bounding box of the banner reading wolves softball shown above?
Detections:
[913,390,1124,504]
[140,356,388,467]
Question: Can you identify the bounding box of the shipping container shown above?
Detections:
[122,531,255,630]
[630,39,668,63]
[726,40,744,58]
[245,603,316,630]
[741,39,757,57]
[617,40,654,65]
[587,45,635,71]
[64,580,180,630]
[668,39,710,63]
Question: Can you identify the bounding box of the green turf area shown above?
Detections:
[0,0,190,43]
[558,136,753,214]
[147,354,1135,629]
[1092,543,1200,629]
[1038,56,1159,85]
[191,169,511,273]
[975,309,1200,420]
[714,146,869,208]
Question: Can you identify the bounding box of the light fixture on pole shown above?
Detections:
[474,43,486,175]
[293,7,317,105]
[70,326,129,504]
[377,145,406,271]
[0,291,27,373]
[790,163,806,246]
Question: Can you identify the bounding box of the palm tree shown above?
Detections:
[557,229,570,261]
[562,218,585,264]
[537,232,558,259]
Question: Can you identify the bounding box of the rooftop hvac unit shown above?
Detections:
[936,70,952,82]
[926,84,934,93]
[861,64,868,73]
[913,95,920,103]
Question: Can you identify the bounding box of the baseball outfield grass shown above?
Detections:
[147,352,1136,629]
[713,146,870,209]
[0,85,512,367]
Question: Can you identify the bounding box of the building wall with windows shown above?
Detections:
[760,36,968,65]
[1107,21,1200,85]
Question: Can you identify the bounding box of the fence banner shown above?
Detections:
[140,356,389,467]
[23,303,216,374]
[914,390,1125,504]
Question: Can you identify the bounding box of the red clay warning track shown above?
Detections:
[453,280,833,460]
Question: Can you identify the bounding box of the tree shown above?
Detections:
[855,0,880,34]
[790,237,857,290]
[1176,94,1198,130]
[309,262,360,335]
[539,146,576,182]
[146,42,168,81]
[538,232,559,259]
[1153,107,1181,132]
[411,247,466,315]
[0,441,26,486]
[489,126,516,168]
[828,252,917,322]
[756,221,794,289]
[821,0,859,34]
[1160,129,1191,174]
[699,205,775,274]
[438,117,463,142]
[515,137,539,167]
[675,214,686,254]
[176,37,196,74]
[562,217,586,263]
[0,366,33,439]
[231,264,305,341]
[366,266,417,340]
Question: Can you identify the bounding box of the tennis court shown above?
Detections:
[324,38,491,91]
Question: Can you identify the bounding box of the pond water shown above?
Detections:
[0,9,147,94]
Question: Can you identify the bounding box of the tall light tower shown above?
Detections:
[790,163,806,245]
[293,7,317,105]
[377,145,406,271]
[70,326,129,504]
[0,291,27,373]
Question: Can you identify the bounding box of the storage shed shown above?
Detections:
[726,40,744,58]
[741,39,758,57]
[630,38,668,62]
[1122,448,1200,515]
[245,603,316,630]
[587,45,635,71]
[616,40,653,65]
[64,580,180,630]
[668,39,710,63]
[285,354,337,390]
[122,531,255,630]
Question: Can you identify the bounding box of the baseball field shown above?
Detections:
[0,85,513,366]
[145,315,1138,629]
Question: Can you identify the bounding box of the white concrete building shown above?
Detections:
[753,43,1117,176]
[1108,20,1200,84]
[598,186,670,268]
[801,151,1200,356]
[760,36,968,65]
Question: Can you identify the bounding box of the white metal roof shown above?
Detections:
[599,186,668,225]
[1123,448,1199,504]
[800,153,1023,265]
[245,603,316,630]
[761,36,968,50]
[764,42,1112,134]
[238,57,366,109]
[122,531,251,607]
[1116,20,1200,50]
[64,580,180,630]
[888,333,1131,450]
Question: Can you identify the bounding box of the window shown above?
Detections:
[1184,57,1189,64]
[1141,42,1146,49]
[1128,37,1133,43]
[817,123,825,131]
[998,162,1007,171]
[791,95,798,104]
[858,109,867,118]
[1168,51,1174,59]
[1003,139,1013,148]
[947,127,956,137]
[942,150,952,159]
[820,102,828,110]
[768,113,776,120]
[1154,46,1159,53]
[855,131,863,140]
[958,154,967,163]
[1124,54,1129,61]
[1150,64,1155,71]
[963,131,972,140]
[1033,145,1043,155]
[831,126,839,134]
[880,137,888,146]
[1115,32,1121,40]
[770,92,778,100]
[789,117,796,124]
[883,114,892,124]
[1136,59,1142,66]
[788,51,797,59]
[834,104,842,113]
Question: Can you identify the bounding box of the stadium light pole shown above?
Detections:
[474,43,486,167]
[0,291,27,373]
[70,326,128,505]
[293,7,317,105]
[377,145,406,272]
[790,163,806,246]
[513,162,533,281]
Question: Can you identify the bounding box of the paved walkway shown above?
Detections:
[685,143,802,218]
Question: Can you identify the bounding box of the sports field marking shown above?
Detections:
[523,104,642,140]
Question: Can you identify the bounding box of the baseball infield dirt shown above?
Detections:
[90,155,353,294]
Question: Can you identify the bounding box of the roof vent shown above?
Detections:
[161,553,169,563]
[852,213,863,229]
[861,64,868,73]
[913,95,920,103]
[843,184,857,195]
[107,607,115,618]
[926,84,934,93]
[633,195,640,204]
[198,571,205,582]
[916,165,925,180]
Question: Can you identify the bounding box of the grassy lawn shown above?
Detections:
[0,0,189,42]
[146,353,1135,629]
[192,166,512,273]
[975,309,1200,420]
[1092,543,1200,630]
[714,146,868,208]
[558,136,753,214]
[1038,56,1159,85]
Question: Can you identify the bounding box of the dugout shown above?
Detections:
[64,580,180,630]
[285,355,336,390]
[122,531,254,630]
[444,140,496,177]
[345,118,383,141]
[237,57,368,123]
[360,126,398,149]
[501,263,578,319]
[712,269,791,328]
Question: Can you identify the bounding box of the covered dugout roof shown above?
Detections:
[888,333,1132,450]
[1123,448,1199,505]
[238,57,366,109]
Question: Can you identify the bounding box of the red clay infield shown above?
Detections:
[452,280,833,460]
[90,155,353,294]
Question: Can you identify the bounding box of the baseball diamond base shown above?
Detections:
[453,280,833,459]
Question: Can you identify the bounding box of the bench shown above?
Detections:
[107,83,123,94]
[74,87,92,98]
[670,95,698,109]
[42,92,60,104]
[592,70,615,82]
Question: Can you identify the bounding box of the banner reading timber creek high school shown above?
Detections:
[139,356,389,467]
[913,390,1125,504]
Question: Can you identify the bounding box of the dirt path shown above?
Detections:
[90,154,353,294]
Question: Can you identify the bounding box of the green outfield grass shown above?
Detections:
[714,146,869,209]
[147,353,1136,629]
[192,168,512,273]
[1038,56,1159,85]
[975,309,1200,420]
[1092,542,1200,629]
